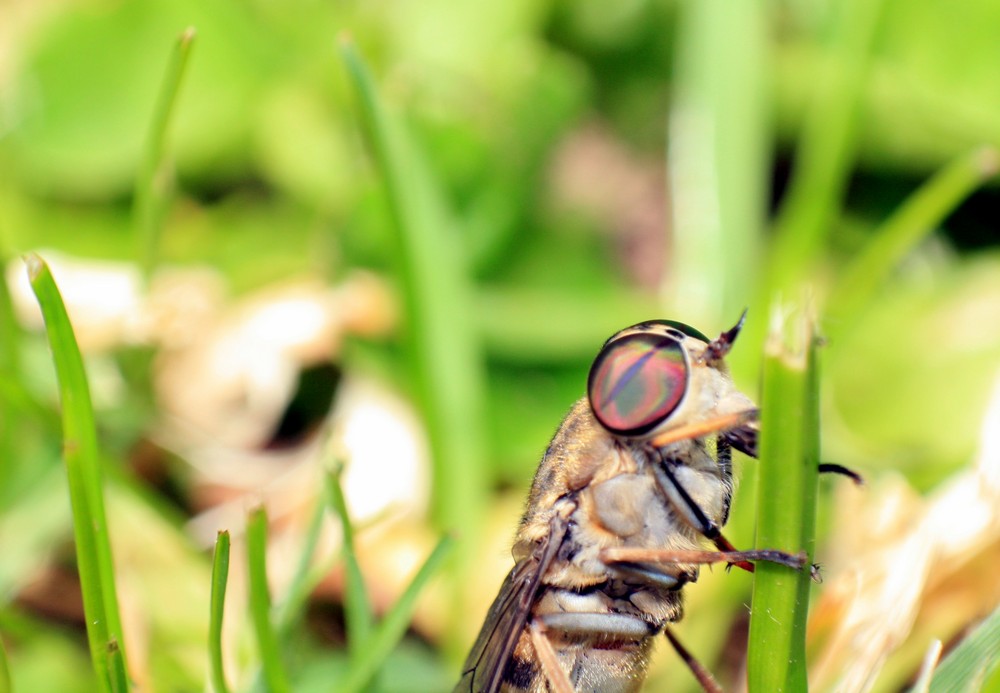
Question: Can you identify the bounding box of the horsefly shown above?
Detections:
[455,314,811,693]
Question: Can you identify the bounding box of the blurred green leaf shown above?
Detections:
[339,40,488,538]
[930,604,1000,693]
[134,27,196,277]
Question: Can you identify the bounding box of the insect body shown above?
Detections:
[456,315,805,693]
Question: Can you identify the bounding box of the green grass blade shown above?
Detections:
[668,0,768,321]
[826,146,999,331]
[209,531,232,693]
[929,604,1000,693]
[324,465,373,660]
[246,507,290,693]
[768,0,887,294]
[747,303,820,693]
[133,27,196,277]
[24,254,130,693]
[338,39,487,537]
[0,633,10,693]
[275,495,328,637]
[337,534,455,693]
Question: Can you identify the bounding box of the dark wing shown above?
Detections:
[454,515,569,693]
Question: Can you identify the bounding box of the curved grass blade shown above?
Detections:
[747,302,820,693]
[768,0,887,295]
[209,531,232,693]
[246,507,290,693]
[337,534,454,693]
[133,27,196,277]
[929,604,1000,693]
[826,146,999,332]
[24,254,129,693]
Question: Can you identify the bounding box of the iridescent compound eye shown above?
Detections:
[587,333,689,435]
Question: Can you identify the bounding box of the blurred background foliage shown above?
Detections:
[1,0,1000,691]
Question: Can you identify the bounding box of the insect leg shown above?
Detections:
[524,613,654,693]
[651,464,756,573]
[663,627,723,693]
[528,622,574,693]
[819,462,864,485]
[601,547,808,570]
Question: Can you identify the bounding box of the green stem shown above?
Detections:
[747,303,820,692]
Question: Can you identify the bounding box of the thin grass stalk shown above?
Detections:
[338,39,487,538]
[133,27,196,278]
[275,495,328,637]
[324,464,373,660]
[208,531,232,693]
[826,146,999,332]
[767,0,886,295]
[747,303,820,692]
[245,507,290,693]
[25,254,130,693]
[337,535,455,693]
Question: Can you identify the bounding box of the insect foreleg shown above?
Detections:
[651,463,756,573]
